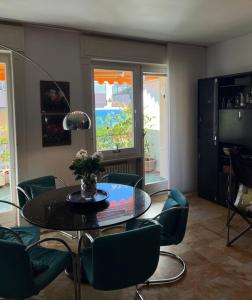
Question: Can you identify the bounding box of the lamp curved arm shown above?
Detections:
[0,43,91,131]
[0,43,70,110]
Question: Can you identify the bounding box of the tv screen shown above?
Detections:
[219,109,252,148]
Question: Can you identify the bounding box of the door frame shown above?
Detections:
[141,68,170,194]
[0,52,18,227]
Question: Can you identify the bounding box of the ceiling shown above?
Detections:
[1,0,252,45]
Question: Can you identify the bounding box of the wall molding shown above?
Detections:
[80,35,167,65]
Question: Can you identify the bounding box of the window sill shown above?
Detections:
[102,155,142,165]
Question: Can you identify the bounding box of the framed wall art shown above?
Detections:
[40,81,70,113]
[40,81,71,147]
[41,114,71,147]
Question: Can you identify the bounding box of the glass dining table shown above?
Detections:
[22,183,151,232]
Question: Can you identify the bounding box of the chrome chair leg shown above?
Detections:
[136,285,144,300]
[145,250,186,285]
[60,231,79,239]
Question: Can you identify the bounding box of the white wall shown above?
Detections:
[20,26,87,184]
[207,32,252,76]
[1,24,206,192]
[168,43,206,192]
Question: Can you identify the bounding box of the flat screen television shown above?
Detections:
[219,109,252,149]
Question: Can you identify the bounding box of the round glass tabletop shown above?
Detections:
[22,183,151,231]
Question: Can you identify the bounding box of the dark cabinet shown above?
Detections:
[219,109,252,148]
[198,78,218,202]
[198,72,252,206]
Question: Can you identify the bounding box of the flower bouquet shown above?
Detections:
[69,149,105,199]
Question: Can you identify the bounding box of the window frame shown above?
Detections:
[0,52,18,227]
[91,62,142,159]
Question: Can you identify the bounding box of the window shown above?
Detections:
[93,68,136,153]
[0,54,17,227]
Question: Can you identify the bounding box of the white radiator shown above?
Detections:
[100,157,142,177]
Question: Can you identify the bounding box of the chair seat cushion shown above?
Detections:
[29,246,71,292]
[31,260,49,276]
[4,225,40,246]
[235,184,252,217]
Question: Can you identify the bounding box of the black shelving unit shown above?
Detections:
[198,72,252,206]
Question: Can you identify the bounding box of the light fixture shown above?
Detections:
[0,43,91,130]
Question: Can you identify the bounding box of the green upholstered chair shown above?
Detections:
[0,200,40,246]
[126,189,189,285]
[78,222,161,300]
[102,172,143,189]
[17,175,58,208]
[17,175,78,239]
[0,236,78,300]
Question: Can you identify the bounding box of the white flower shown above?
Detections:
[91,151,103,160]
[76,149,88,159]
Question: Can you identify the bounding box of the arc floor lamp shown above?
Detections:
[0,43,91,131]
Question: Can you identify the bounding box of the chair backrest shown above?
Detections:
[158,189,189,246]
[0,239,35,299]
[91,224,161,290]
[17,175,56,207]
[107,172,142,188]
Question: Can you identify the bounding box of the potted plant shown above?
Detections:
[144,114,156,173]
[69,149,105,199]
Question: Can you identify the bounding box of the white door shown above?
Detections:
[143,72,169,193]
[0,53,17,227]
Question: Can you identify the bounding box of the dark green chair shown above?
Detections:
[102,172,143,188]
[17,175,58,208]
[126,189,189,285]
[0,200,40,246]
[0,236,78,300]
[17,175,78,239]
[78,222,161,299]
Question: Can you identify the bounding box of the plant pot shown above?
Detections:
[3,169,9,184]
[144,159,156,173]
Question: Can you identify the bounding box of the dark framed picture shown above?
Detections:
[40,81,70,113]
[41,114,71,147]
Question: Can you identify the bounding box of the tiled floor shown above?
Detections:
[29,194,252,300]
